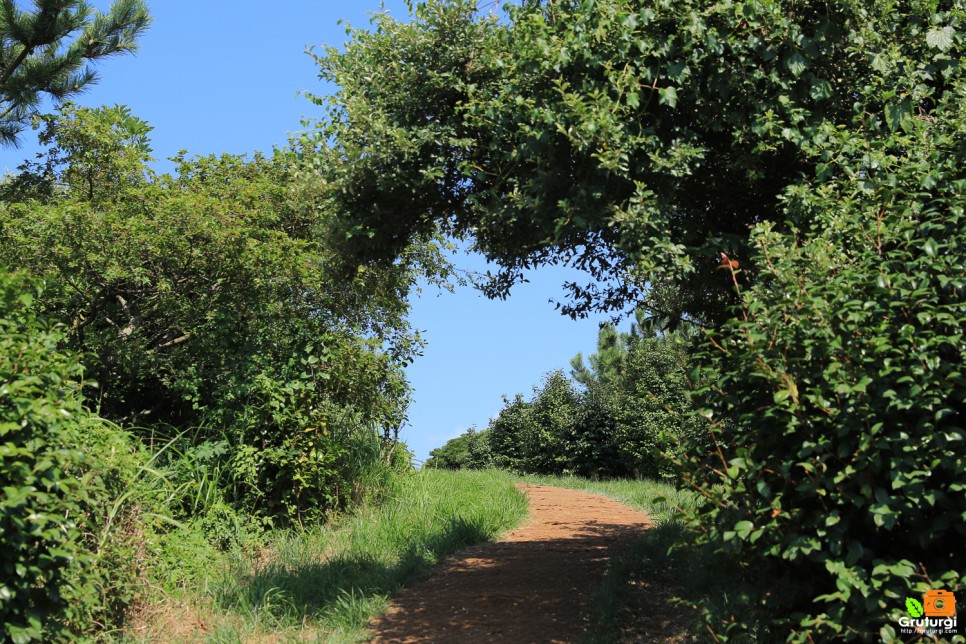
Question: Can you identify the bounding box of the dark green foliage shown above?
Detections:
[686,171,966,638]
[681,3,966,636]
[484,371,581,475]
[518,370,581,474]
[310,0,851,321]
[0,103,444,639]
[0,268,159,641]
[560,387,624,479]
[0,0,151,146]
[609,325,703,480]
[0,268,89,642]
[569,320,702,480]
[485,394,530,471]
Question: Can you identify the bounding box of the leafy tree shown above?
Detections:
[425,427,492,469]
[612,327,701,480]
[570,322,625,390]
[485,393,531,471]
[308,0,852,322]
[455,319,697,479]
[522,370,581,474]
[0,104,447,524]
[1,101,152,202]
[314,3,964,637]
[570,318,701,479]
[482,373,583,476]
[559,386,623,479]
[0,0,151,146]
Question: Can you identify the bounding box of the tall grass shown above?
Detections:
[132,468,528,642]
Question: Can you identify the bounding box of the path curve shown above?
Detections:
[368,484,651,643]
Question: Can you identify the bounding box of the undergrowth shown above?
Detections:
[129,468,528,642]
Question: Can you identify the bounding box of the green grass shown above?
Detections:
[131,468,528,642]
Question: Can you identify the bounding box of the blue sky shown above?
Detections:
[0,0,617,463]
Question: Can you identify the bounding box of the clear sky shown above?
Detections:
[0,0,617,463]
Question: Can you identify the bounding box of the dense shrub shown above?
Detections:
[0,269,90,642]
[607,326,702,480]
[0,269,158,641]
[484,371,581,475]
[686,87,965,640]
[485,393,532,471]
[561,387,625,479]
[518,370,582,474]
[0,104,441,525]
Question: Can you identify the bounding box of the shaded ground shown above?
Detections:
[368,484,653,643]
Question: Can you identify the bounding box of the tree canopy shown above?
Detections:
[319,0,964,637]
[312,0,962,323]
[0,103,453,524]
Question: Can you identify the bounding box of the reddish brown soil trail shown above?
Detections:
[368,484,651,643]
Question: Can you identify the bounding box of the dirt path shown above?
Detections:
[368,484,651,643]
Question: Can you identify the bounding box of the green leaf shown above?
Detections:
[885,98,913,132]
[735,520,754,539]
[787,52,807,76]
[925,26,955,52]
[870,54,890,73]
[658,86,678,108]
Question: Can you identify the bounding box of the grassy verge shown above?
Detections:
[130,468,528,642]
[514,474,707,643]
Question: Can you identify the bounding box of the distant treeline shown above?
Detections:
[427,317,705,480]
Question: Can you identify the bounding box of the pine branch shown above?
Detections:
[0,0,150,146]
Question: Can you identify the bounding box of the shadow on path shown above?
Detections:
[370,485,651,644]
[213,517,496,625]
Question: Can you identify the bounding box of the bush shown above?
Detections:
[0,268,90,642]
[610,328,702,480]
[0,104,437,526]
[484,371,581,475]
[0,268,157,641]
[561,388,625,479]
[426,427,492,470]
[687,129,965,638]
